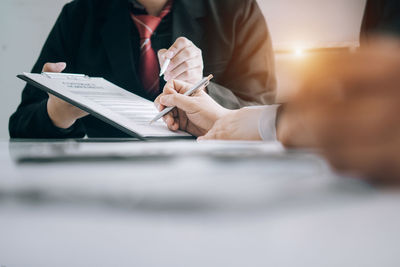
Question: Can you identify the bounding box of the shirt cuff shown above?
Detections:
[258,104,280,141]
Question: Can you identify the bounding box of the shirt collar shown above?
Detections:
[130,0,146,11]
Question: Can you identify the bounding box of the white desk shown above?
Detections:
[0,139,399,267]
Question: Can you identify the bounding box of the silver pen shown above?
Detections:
[159,58,171,77]
[150,74,214,124]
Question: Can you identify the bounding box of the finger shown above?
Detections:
[162,79,192,95]
[165,48,201,80]
[154,95,163,111]
[164,113,174,126]
[42,62,66,73]
[169,117,180,131]
[161,79,175,95]
[171,80,195,94]
[166,57,202,80]
[161,107,179,129]
[163,85,178,95]
[157,48,169,67]
[173,67,203,83]
[166,120,180,132]
[156,83,177,110]
[160,92,196,112]
[166,37,193,60]
[163,112,179,131]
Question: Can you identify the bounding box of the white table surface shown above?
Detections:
[0,139,399,267]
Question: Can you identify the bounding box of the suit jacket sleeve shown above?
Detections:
[361,0,400,41]
[8,3,86,138]
[207,0,276,109]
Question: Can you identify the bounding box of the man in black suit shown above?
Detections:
[9,0,276,138]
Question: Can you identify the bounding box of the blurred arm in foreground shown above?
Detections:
[278,39,400,184]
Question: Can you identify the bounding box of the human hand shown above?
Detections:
[44,62,88,129]
[158,37,203,84]
[154,79,228,137]
[198,107,264,141]
[279,40,400,183]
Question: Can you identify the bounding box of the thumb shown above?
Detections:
[160,93,195,112]
[42,62,66,73]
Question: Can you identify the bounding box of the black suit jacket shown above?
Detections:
[9,0,276,138]
[361,0,400,40]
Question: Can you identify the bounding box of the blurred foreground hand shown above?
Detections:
[278,39,400,184]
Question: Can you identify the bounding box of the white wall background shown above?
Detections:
[0,0,366,138]
[0,0,68,138]
[259,0,366,50]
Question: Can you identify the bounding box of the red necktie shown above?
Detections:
[131,1,173,97]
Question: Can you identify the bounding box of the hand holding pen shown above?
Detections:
[151,75,213,124]
[153,76,230,137]
[158,37,204,84]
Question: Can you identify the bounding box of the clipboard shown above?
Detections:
[17,72,192,139]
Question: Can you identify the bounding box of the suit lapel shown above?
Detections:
[100,0,142,94]
[172,0,206,48]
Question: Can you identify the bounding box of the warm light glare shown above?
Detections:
[294,48,304,57]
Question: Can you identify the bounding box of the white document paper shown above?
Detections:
[19,72,190,138]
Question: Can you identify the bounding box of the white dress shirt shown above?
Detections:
[258,104,280,141]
